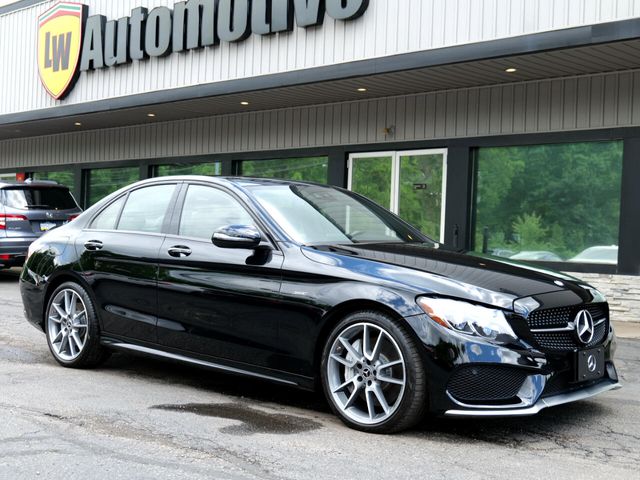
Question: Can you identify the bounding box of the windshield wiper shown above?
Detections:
[25,204,52,209]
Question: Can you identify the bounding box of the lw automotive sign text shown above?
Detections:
[37,0,370,100]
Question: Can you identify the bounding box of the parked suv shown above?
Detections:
[0,180,81,269]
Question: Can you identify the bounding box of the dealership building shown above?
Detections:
[0,0,639,321]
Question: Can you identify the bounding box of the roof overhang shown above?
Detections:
[3,17,640,140]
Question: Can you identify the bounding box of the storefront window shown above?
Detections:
[86,167,139,206]
[32,170,75,189]
[474,141,623,265]
[154,162,221,177]
[240,157,329,183]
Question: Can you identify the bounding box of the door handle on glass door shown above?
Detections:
[168,246,192,258]
[84,240,103,251]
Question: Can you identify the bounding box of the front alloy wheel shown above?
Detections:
[322,311,427,433]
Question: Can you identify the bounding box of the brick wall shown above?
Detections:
[575,273,640,323]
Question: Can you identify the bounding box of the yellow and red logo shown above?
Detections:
[37,2,86,100]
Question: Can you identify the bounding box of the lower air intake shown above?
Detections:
[447,365,528,405]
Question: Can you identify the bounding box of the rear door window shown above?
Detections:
[117,184,176,234]
[3,187,77,210]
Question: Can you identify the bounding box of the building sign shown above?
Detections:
[37,0,370,100]
[38,2,86,100]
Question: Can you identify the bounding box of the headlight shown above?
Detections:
[582,286,607,303]
[416,297,517,343]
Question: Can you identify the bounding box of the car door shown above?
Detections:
[76,182,179,342]
[156,183,284,368]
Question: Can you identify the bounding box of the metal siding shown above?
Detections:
[3,70,640,168]
[618,71,633,125]
[538,81,552,132]
[3,0,640,115]
[590,75,605,127]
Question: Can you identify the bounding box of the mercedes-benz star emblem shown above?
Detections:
[575,309,595,344]
[587,354,597,373]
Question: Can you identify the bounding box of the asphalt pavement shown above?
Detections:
[0,268,638,479]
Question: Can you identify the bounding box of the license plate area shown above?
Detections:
[576,347,605,382]
[39,222,59,232]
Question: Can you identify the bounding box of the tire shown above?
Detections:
[45,281,110,368]
[320,310,427,434]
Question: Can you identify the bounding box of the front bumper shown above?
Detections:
[445,378,621,417]
[405,312,619,417]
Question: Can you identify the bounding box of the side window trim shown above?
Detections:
[162,181,184,234]
[113,192,131,231]
[166,182,188,236]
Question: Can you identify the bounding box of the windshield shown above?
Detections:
[2,187,77,210]
[251,184,433,245]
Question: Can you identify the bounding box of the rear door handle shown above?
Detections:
[168,246,192,258]
[84,240,103,251]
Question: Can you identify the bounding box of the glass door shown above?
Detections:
[348,149,447,242]
[348,153,395,211]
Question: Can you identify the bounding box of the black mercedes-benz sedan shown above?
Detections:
[20,176,620,433]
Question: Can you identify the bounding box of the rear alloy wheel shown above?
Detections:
[46,282,109,368]
[321,311,427,433]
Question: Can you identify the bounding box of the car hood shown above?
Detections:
[303,242,592,310]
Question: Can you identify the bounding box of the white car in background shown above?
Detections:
[510,251,563,262]
[569,246,619,264]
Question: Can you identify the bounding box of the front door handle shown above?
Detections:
[84,240,103,251]
[168,246,192,258]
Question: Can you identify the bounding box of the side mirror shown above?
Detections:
[212,225,262,249]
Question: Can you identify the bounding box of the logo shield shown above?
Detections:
[38,2,86,99]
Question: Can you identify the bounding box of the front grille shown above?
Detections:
[447,365,528,404]
[527,303,608,352]
[533,321,607,351]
